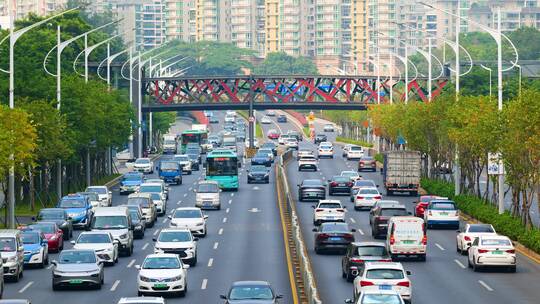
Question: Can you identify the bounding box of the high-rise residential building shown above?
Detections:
[135,0,166,49]
[195,0,230,42]
[165,0,195,42]
[0,0,67,28]
[350,0,369,72]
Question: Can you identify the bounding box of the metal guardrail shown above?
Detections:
[278,148,322,304]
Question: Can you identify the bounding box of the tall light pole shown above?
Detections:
[73,34,120,82]
[0,6,78,228]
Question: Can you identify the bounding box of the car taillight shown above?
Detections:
[344,233,354,240]
[359,163,364,166]
[428,211,433,216]
[347,182,353,187]
[350,258,364,263]
[356,196,364,199]
[318,233,330,238]
[379,259,393,262]
[464,236,471,241]
[397,281,410,287]
[337,209,345,212]
[422,235,428,245]
[330,182,338,186]
[315,209,324,212]
[374,196,382,199]
[478,249,489,253]
[506,249,515,254]
[390,235,395,245]
[360,280,374,287]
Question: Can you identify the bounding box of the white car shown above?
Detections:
[386,217,427,261]
[318,142,334,158]
[298,156,318,171]
[71,231,118,265]
[134,158,154,174]
[456,224,496,254]
[354,187,382,210]
[168,207,208,237]
[353,262,412,303]
[346,145,364,160]
[345,290,405,304]
[226,110,237,117]
[341,170,361,182]
[85,186,112,207]
[245,138,260,148]
[266,110,276,116]
[225,114,235,123]
[285,137,298,150]
[312,200,345,225]
[261,116,272,124]
[154,228,198,266]
[278,135,290,145]
[323,123,334,132]
[118,297,166,304]
[342,144,354,157]
[195,180,221,210]
[297,149,314,160]
[173,154,192,175]
[136,254,189,297]
[424,199,459,229]
[468,235,516,272]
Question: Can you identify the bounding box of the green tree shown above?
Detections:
[254,52,319,75]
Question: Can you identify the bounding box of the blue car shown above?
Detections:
[251,153,272,167]
[20,230,48,268]
[56,194,93,230]
[120,172,145,195]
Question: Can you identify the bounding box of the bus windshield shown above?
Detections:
[207,157,238,176]
[181,133,200,144]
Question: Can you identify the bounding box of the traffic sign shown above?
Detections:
[248,116,255,123]
[488,153,504,175]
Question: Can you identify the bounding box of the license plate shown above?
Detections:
[440,212,448,216]
[365,197,373,200]
[154,283,168,288]
[329,237,341,241]
[338,183,345,186]
[492,250,503,255]
[203,201,212,206]
[308,193,317,197]
[69,279,83,284]
[379,285,392,290]
[402,240,415,244]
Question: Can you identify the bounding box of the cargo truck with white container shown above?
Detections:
[162,135,177,154]
[382,150,421,196]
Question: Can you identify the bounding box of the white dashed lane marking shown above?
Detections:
[110,280,121,291]
[226,208,230,213]
[349,218,356,224]
[218,228,224,235]
[357,229,364,235]
[435,243,445,251]
[478,280,494,291]
[213,242,219,250]
[19,281,33,293]
[454,259,466,269]
[153,229,159,236]
[201,279,208,290]
[223,217,227,223]
[127,259,136,268]
[207,258,214,267]
[142,243,149,250]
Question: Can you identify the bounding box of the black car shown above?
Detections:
[314,134,327,144]
[251,153,272,167]
[247,165,270,184]
[328,176,353,195]
[341,242,391,281]
[220,281,283,303]
[33,208,73,239]
[298,179,326,202]
[371,205,410,238]
[127,208,146,239]
[313,222,356,254]
[287,131,302,141]
[261,141,277,156]
[277,114,287,122]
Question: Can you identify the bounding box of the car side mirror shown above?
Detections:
[67,217,73,221]
[167,215,172,220]
[134,265,141,270]
[297,184,300,187]
[376,185,380,187]
[220,295,227,300]
[42,240,48,246]
[193,237,199,242]
[152,238,157,242]
[51,260,57,266]
[312,228,318,232]
[408,212,412,215]
[456,230,460,233]
[351,228,357,232]
[70,240,76,245]
[312,205,316,209]
[406,270,412,276]
[204,215,209,220]
[156,166,159,170]
[345,300,354,304]
[31,216,36,221]
[183,264,190,269]
[276,295,283,299]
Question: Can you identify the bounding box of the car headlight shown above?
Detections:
[197,222,204,226]
[139,275,151,282]
[119,233,128,240]
[172,275,182,281]
[33,249,41,254]
[7,256,17,262]
[60,222,67,227]
[170,222,177,226]
[50,235,57,241]
[78,211,87,217]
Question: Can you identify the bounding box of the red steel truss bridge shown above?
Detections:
[142,75,449,112]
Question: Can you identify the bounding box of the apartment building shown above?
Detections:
[165,0,195,42]
[0,0,67,27]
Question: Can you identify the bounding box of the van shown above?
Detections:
[91,207,134,256]
[128,193,157,227]
[386,217,427,261]
[0,229,24,281]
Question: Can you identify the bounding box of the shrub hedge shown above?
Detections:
[421,178,540,254]
[335,136,374,148]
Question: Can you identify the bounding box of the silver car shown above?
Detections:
[52,249,104,290]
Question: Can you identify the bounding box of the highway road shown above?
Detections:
[4,112,293,303]
[267,113,540,304]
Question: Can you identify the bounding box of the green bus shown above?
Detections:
[180,129,208,153]
[205,149,239,190]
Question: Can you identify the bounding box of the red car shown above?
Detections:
[29,222,64,252]
[414,195,446,218]
[358,156,377,172]
[267,129,280,140]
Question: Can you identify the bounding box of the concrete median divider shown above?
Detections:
[276,148,322,304]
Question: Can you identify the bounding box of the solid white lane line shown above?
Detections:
[207,258,214,267]
[226,208,230,213]
[110,280,121,291]
[357,229,364,235]
[223,217,227,223]
[213,242,219,250]
[218,228,224,235]
[454,259,466,269]
[19,281,33,293]
[478,280,494,291]
[201,279,208,290]
[127,259,136,268]
[435,243,445,251]
[142,243,149,250]
[162,218,168,224]
[350,218,356,224]
[153,229,160,236]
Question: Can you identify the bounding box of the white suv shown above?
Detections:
[312,200,346,225]
[168,208,208,237]
[317,142,334,158]
[298,156,318,171]
[85,186,112,207]
[353,262,412,303]
[136,254,189,297]
[153,228,198,266]
[195,181,221,210]
[346,145,364,160]
[133,158,154,174]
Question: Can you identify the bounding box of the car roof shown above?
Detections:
[87,186,107,189]
[358,186,378,190]
[175,207,201,211]
[198,180,219,185]
[351,241,387,247]
[380,204,406,210]
[364,262,405,270]
[0,229,21,237]
[160,228,192,233]
[140,182,162,186]
[360,289,402,296]
[388,216,424,223]
[145,253,180,259]
[478,235,511,241]
[318,200,342,205]
[231,281,271,287]
[118,297,165,304]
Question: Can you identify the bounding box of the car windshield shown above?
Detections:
[135,159,150,164]
[357,246,387,256]
[262,143,276,148]
[174,156,189,162]
[158,231,192,242]
[481,239,512,246]
[197,183,219,193]
[361,157,374,161]
[318,203,341,209]
[229,286,273,300]
[140,185,162,193]
[321,224,349,232]
[255,153,268,158]
[380,208,408,216]
[128,197,150,208]
[29,224,55,234]
[350,146,362,151]
[468,225,495,233]
[86,187,106,194]
[59,198,86,208]
[301,157,316,161]
[21,233,40,244]
[129,210,141,221]
[164,139,176,145]
[341,172,357,177]
[174,210,201,218]
[366,269,405,280]
[303,180,323,187]
[431,202,456,210]
[92,216,128,229]
[362,294,402,304]
[160,162,178,170]
[38,210,64,220]
[250,166,267,173]
[355,180,376,187]
[151,193,162,201]
[186,148,199,154]
[420,196,438,202]
[359,188,379,195]
[77,233,111,244]
[143,257,180,269]
[59,251,97,264]
[0,238,16,251]
[80,193,98,200]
